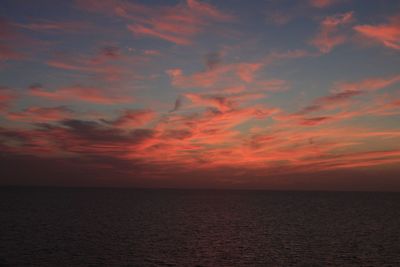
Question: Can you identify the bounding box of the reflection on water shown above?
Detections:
[1,187,400,266]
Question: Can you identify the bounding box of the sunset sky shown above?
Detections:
[1,0,400,190]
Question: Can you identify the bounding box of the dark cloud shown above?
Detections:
[170,96,183,112]
[100,46,120,58]
[204,51,222,70]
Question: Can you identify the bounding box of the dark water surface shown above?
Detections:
[1,187,400,266]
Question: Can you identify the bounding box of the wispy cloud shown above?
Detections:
[0,86,17,112]
[77,0,234,45]
[29,84,132,104]
[310,12,354,53]
[7,106,73,122]
[309,0,341,8]
[354,16,400,50]
[102,109,155,128]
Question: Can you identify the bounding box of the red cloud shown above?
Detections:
[0,86,17,112]
[127,24,191,45]
[309,0,339,8]
[103,109,155,128]
[333,74,400,93]
[310,12,354,53]
[7,106,73,122]
[78,0,234,45]
[167,62,262,89]
[185,93,236,112]
[46,46,131,81]
[184,92,265,112]
[29,85,132,104]
[297,74,400,115]
[0,18,26,62]
[0,43,25,61]
[354,16,400,50]
[15,19,91,33]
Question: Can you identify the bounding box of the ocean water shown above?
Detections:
[1,187,400,266]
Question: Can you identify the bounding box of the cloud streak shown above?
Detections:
[29,84,133,104]
[77,0,234,45]
[354,16,400,50]
[311,12,354,53]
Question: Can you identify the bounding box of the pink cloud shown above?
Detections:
[167,62,262,89]
[0,86,17,112]
[45,46,137,81]
[184,92,266,112]
[104,109,155,128]
[15,19,91,33]
[77,0,234,45]
[0,18,26,62]
[2,99,400,183]
[310,12,354,53]
[354,16,400,50]
[185,93,236,112]
[309,0,340,8]
[127,24,191,45]
[143,49,161,56]
[29,85,132,104]
[7,106,73,122]
[0,43,25,61]
[333,74,400,93]
[297,74,400,115]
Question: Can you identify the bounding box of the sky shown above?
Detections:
[1,0,400,190]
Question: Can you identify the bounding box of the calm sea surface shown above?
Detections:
[1,187,400,266]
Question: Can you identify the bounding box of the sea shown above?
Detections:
[1,187,399,266]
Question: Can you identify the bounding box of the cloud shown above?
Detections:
[29,84,132,104]
[170,96,183,113]
[77,0,234,45]
[143,49,161,56]
[185,93,236,112]
[354,16,400,50]
[7,106,73,122]
[127,24,192,45]
[0,86,17,112]
[167,62,262,89]
[102,109,155,128]
[309,0,340,8]
[0,43,25,61]
[333,74,400,93]
[266,11,294,26]
[310,12,354,53]
[298,116,333,126]
[46,46,130,81]
[204,51,222,70]
[184,92,265,112]
[298,74,400,115]
[0,18,26,62]
[15,19,91,33]
[1,96,400,188]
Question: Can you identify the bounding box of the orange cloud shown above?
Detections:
[0,18,26,62]
[7,106,73,122]
[297,74,400,115]
[310,12,354,53]
[103,109,155,128]
[29,85,132,104]
[46,46,133,81]
[167,62,262,89]
[309,0,339,8]
[0,86,17,112]
[184,92,266,112]
[334,74,400,93]
[0,43,25,61]
[15,19,91,33]
[78,0,234,45]
[354,16,400,50]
